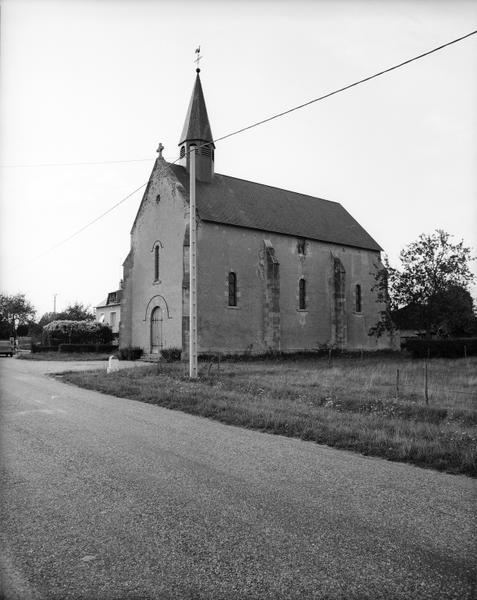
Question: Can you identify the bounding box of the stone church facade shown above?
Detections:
[120,70,393,356]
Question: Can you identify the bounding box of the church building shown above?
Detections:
[119,69,394,357]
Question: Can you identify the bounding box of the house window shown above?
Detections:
[299,278,306,310]
[154,245,160,281]
[355,284,362,313]
[297,238,306,256]
[228,272,237,307]
[110,312,117,329]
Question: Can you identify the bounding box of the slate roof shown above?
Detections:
[96,289,123,309]
[179,73,214,146]
[167,163,382,252]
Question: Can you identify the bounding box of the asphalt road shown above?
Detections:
[1,357,475,599]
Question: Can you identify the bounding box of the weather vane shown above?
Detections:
[194,46,202,72]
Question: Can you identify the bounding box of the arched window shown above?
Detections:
[299,278,306,310]
[154,245,160,281]
[355,284,362,313]
[228,272,237,307]
[180,146,185,158]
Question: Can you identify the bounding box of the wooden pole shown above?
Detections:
[189,147,198,379]
[424,350,429,405]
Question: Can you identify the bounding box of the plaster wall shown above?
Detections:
[197,223,391,353]
[120,160,187,352]
[95,305,121,334]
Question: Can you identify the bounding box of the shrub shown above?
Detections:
[31,343,57,353]
[404,337,477,358]
[118,346,143,360]
[161,347,182,362]
[42,320,113,347]
[58,344,115,353]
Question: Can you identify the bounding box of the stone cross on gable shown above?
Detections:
[156,143,164,157]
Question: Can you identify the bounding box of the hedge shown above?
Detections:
[118,346,143,360]
[42,320,113,347]
[403,337,477,358]
[31,344,57,353]
[58,344,115,354]
[161,347,182,362]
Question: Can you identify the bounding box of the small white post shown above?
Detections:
[189,146,198,379]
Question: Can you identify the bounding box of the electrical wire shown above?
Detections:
[212,29,477,145]
[8,28,477,269]
[0,157,173,169]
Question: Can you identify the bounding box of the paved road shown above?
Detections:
[1,358,475,599]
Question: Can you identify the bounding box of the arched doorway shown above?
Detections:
[150,306,163,354]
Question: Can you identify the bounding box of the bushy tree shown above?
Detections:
[370,230,476,338]
[61,302,95,321]
[0,293,36,338]
[38,302,94,328]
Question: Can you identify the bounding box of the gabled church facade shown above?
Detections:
[120,70,394,356]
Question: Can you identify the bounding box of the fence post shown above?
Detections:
[396,368,400,401]
[424,355,429,405]
[328,348,332,368]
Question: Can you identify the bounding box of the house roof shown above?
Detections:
[96,289,123,309]
[167,163,382,252]
[179,73,214,146]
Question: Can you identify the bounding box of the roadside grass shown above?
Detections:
[60,355,477,477]
[17,352,112,361]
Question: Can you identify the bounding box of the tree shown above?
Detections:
[61,302,95,322]
[0,293,36,338]
[370,230,476,338]
[430,285,477,337]
[38,302,95,328]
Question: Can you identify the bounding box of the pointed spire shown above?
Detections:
[179,72,214,147]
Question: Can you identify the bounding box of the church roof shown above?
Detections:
[167,163,382,252]
[179,73,214,146]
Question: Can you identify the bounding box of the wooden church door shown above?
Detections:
[150,306,163,354]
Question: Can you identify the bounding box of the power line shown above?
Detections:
[10,181,150,270]
[0,157,173,169]
[10,29,477,268]
[212,29,477,145]
[4,29,476,171]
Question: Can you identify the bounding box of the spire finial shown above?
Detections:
[194,45,201,73]
[156,142,164,158]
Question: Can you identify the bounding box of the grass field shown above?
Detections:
[60,355,477,477]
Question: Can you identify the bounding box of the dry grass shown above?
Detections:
[60,355,477,477]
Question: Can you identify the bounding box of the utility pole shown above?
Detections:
[189,146,198,379]
[53,293,58,316]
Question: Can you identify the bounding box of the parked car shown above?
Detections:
[0,339,15,357]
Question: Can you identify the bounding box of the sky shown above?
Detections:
[1,0,476,318]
